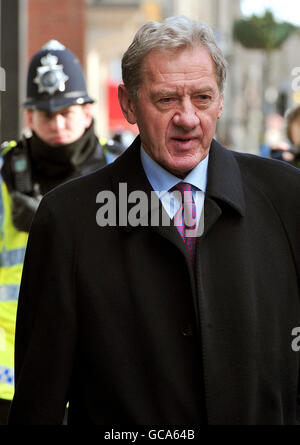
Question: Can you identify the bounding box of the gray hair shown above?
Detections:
[121,16,227,100]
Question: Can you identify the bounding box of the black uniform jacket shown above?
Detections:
[1,136,108,195]
[8,137,300,425]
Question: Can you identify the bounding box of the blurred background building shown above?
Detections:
[1,0,300,154]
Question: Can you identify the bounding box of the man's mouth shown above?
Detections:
[170,136,199,149]
[172,137,193,142]
[50,136,66,144]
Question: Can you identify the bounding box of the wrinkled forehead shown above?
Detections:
[144,44,215,68]
[141,44,218,89]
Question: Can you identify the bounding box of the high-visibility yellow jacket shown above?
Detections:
[0,171,28,400]
[0,135,124,401]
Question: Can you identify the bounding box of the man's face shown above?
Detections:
[119,44,224,178]
[26,104,93,146]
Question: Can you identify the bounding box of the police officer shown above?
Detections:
[0,40,124,424]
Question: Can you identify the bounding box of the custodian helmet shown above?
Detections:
[23,40,94,112]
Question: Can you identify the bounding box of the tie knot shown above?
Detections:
[173,182,193,195]
[171,181,196,229]
[171,182,194,206]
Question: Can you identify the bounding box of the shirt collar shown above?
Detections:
[140,145,209,194]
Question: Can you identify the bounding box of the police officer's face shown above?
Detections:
[26,104,93,146]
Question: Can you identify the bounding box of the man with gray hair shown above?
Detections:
[9,17,300,425]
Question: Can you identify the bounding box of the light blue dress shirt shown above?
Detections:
[140,146,208,233]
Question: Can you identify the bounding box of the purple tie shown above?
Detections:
[172,182,197,264]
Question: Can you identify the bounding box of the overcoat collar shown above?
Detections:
[110,135,154,202]
[206,138,245,217]
[110,135,245,223]
[203,138,245,237]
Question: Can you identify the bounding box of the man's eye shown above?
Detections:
[159,97,176,104]
[198,95,210,101]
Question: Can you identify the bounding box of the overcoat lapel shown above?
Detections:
[110,136,245,242]
[110,135,191,256]
[203,139,245,236]
[109,135,197,302]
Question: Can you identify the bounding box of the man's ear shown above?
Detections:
[82,103,93,128]
[118,84,137,125]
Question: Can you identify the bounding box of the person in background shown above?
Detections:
[285,105,300,168]
[8,17,300,425]
[270,106,300,167]
[0,40,124,424]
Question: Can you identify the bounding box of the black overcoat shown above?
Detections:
[9,137,300,424]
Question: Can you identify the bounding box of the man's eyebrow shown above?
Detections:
[150,89,178,100]
[193,87,215,94]
[150,86,217,100]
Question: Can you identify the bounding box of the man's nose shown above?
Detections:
[50,114,65,130]
[172,100,200,130]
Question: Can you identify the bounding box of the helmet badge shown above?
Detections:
[33,53,69,95]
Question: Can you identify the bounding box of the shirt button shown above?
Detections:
[181,323,193,337]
